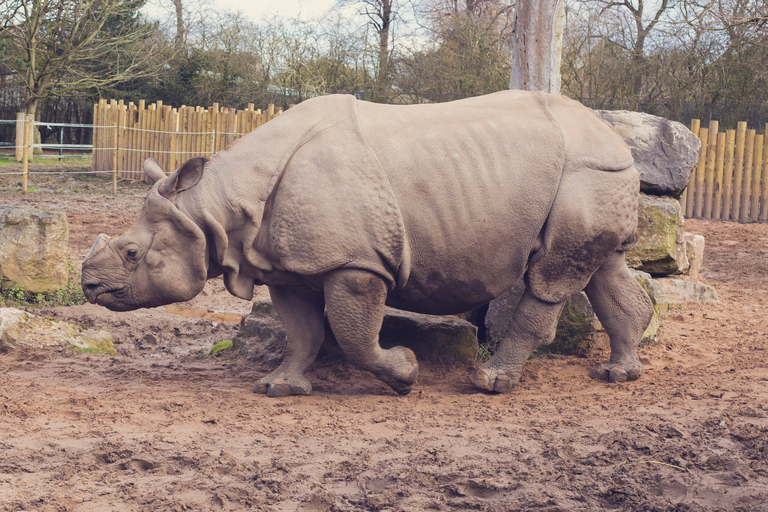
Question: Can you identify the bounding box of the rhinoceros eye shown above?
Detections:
[124,245,140,263]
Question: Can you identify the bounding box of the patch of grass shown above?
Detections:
[208,340,234,357]
[0,262,86,307]
[477,343,493,362]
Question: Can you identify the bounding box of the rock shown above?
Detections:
[0,206,69,293]
[627,194,688,275]
[486,271,666,355]
[656,278,718,304]
[684,233,706,279]
[233,301,296,370]
[233,300,480,368]
[630,270,667,343]
[0,307,114,354]
[594,110,700,197]
[378,308,479,365]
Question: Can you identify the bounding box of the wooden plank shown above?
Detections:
[683,120,701,217]
[693,127,708,218]
[712,131,726,220]
[731,122,747,221]
[739,129,756,222]
[721,129,736,221]
[761,124,768,222]
[750,134,764,221]
[15,112,25,162]
[703,120,718,219]
[169,109,179,173]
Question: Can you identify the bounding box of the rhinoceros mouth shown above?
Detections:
[85,284,132,310]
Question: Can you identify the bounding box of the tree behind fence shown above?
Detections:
[92,99,284,180]
[681,120,768,223]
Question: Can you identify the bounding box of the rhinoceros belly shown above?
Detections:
[357,92,565,314]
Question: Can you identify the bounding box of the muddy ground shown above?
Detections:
[0,166,767,511]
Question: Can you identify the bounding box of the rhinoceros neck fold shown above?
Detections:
[173,96,380,299]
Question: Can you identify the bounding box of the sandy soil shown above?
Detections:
[1,169,767,511]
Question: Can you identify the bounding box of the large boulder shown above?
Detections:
[656,278,718,304]
[594,110,700,197]
[626,194,688,275]
[233,300,479,367]
[0,206,69,293]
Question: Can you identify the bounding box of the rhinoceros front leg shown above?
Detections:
[254,286,325,397]
[324,269,419,395]
[585,251,653,383]
[473,290,565,393]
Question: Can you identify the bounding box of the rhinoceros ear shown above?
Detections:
[144,158,166,183]
[159,157,206,197]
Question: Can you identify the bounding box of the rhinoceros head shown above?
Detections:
[81,158,209,311]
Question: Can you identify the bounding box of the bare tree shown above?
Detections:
[0,0,163,125]
[338,0,400,101]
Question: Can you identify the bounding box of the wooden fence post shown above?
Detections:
[15,112,25,162]
[762,124,768,223]
[693,127,708,218]
[22,114,32,195]
[684,119,700,218]
[703,121,718,219]
[712,131,726,220]
[731,122,747,221]
[721,129,736,221]
[750,135,764,221]
[112,123,118,194]
[739,129,756,222]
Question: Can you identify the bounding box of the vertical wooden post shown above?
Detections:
[684,119,700,218]
[739,129,756,222]
[15,112,25,162]
[112,123,118,194]
[721,129,736,221]
[750,134,763,221]
[703,121,718,219]
[731,122,747,221]
[693,127,708,218]
[712,131,726,220]
[22,114,32,195]
[761,124,768,223]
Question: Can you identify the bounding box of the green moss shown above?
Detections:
[209,340,234,357]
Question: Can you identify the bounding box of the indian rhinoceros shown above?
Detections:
[82,90,653,397]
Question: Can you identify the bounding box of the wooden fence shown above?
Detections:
[92,99,285,180]
[681,120,768,223]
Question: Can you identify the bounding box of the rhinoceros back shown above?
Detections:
[357,91,569,313]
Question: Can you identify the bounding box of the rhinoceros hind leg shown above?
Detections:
[585,251,653,383]
[473,291,565,393]
[324,269,419,395]
[254,286,325,397]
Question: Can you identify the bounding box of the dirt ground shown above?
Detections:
[1,168,767,511]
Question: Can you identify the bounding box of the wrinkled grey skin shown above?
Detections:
[82,91,653,397]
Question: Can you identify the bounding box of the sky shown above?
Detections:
[212,0,338,20]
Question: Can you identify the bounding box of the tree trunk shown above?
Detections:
[509,0,565,94]
[173,0,184,50]
[374,0,392,102]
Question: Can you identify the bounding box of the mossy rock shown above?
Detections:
[626,195,688,275]
[234,300,479,368]
[0,307,115,355]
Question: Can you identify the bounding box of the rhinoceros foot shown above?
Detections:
[371,346,419,396]
[590,355,644,383]
[471,366,521,394]
[254,372,312,397]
